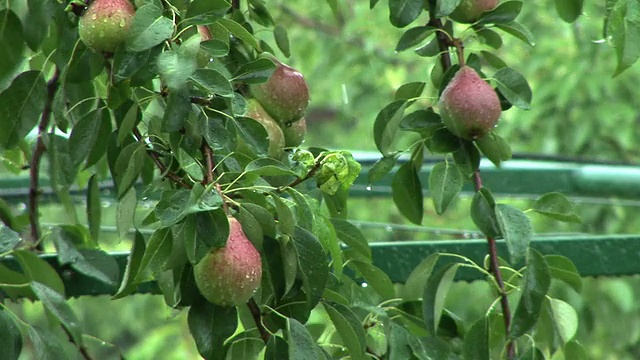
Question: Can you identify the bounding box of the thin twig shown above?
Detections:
[132,128,192,189]
[279,161,322,190]
[430,2,514,357]
[28,68,60,247]
[62,326,94,360]
[201,142,215,185]
[247,299,270,343]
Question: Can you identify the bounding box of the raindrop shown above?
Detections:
[16,203,26,211]
[119,19,126,28]
[463,232,471,239]
[91,14,97,20]
[361,282,368,288]
[366,185,372,191]
[385,225,393,232]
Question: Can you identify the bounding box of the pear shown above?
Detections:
[450,0,498,23]
[250,61,310,125]
[78,0,135,53]
[282,117,307,147]
[246,99,286,158]
[193,217,262,307]
[438,66,501,140]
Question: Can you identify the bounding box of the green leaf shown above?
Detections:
[401,253,440,300]
[547,298,578,344]
[86,175,101,242]
[313,215,343,279]
[470,188,502,238]
[409,336,452,360]
[236,206,263,250]
[429,162,463,215]
[0,307,22,359]
[388,0,424,28]
[453,140,480,177]
[218,18,260,50]
[158,48,197,91]
[272,195,295,236]
[135,227,173,282]
[162,88,191,131]
[400,108,443,137]
[374,100,408,155]
[367,155,398,184]
[423,263,460,335]
[395,82,427,101]
[85,114,113,168]
[435,0,463,17]
[0,263,30,299]
[287,318,324,359]
[232,58,276,84]
[544,255,582,293]
[388,323,414,360]
[510,248,551,338]
[0,224,20,253]
[428,129,460,155]
[234,117,270,156]
[531,192,582,223]
[493,67,531,109]
[392,162,423,225]
[51,227,119,285]
[463,317,490,360]
[396,27,436,52]
[478,1,523,24]
[184,0,231,26]
[31,282,83,346]
[563,340,588,360]
[0,70,46,149]
[323,301,367,360]
[331,218,372,261]
[113,230,146,299]
[126,4,175,52]
[293,226,329,309]
[245,158,298,177]
[48,135,79,193]
[112,48,151,83]
[555,0,584,23]
[27,326,68,360]
[475,132,512,166]
[114,142,146,198]
[116,187,137,239]
[265,335,289,359]
[191,68,233,97]
[495,22,535,46]
[274,25,291,57]
[496,204,532,263]
[607,0,640,76]
[200,39,230,58]
[14,250,65,296]
[0,10,25,87]
[349,260,395,300]
[24,0,51,50]
[188,300,237,360]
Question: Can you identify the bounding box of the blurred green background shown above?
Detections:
[5,1,640,359]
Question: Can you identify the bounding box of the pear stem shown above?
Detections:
[429,2,515,358]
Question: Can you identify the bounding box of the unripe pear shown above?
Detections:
[193,217,262,307]
[450,0,498,23]
[282,117,307,147]
[78,0,135,53]
[246,99,286,158]
[250,61,310,125]
[438,66,501,140]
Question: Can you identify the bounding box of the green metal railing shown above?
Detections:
[2,152,640,296]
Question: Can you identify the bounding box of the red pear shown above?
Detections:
[282,117,307,147]
[78,0,135,53]
[450,0,498,23]
[250,61,310,125]
[193,217,262,307]
[438,66,501,140]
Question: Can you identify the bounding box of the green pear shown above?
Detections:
[250,61,310,125]
[78,0,135,53]
[281,117,307,147]
[193,217,262,307]
[450,0,498,23]
[245,99,286,158]
[438,66,501,140]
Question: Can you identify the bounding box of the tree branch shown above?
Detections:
[247,298,270,343]
[132,128,192,189]
[28,67,60,247]
[431,4,514,357]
